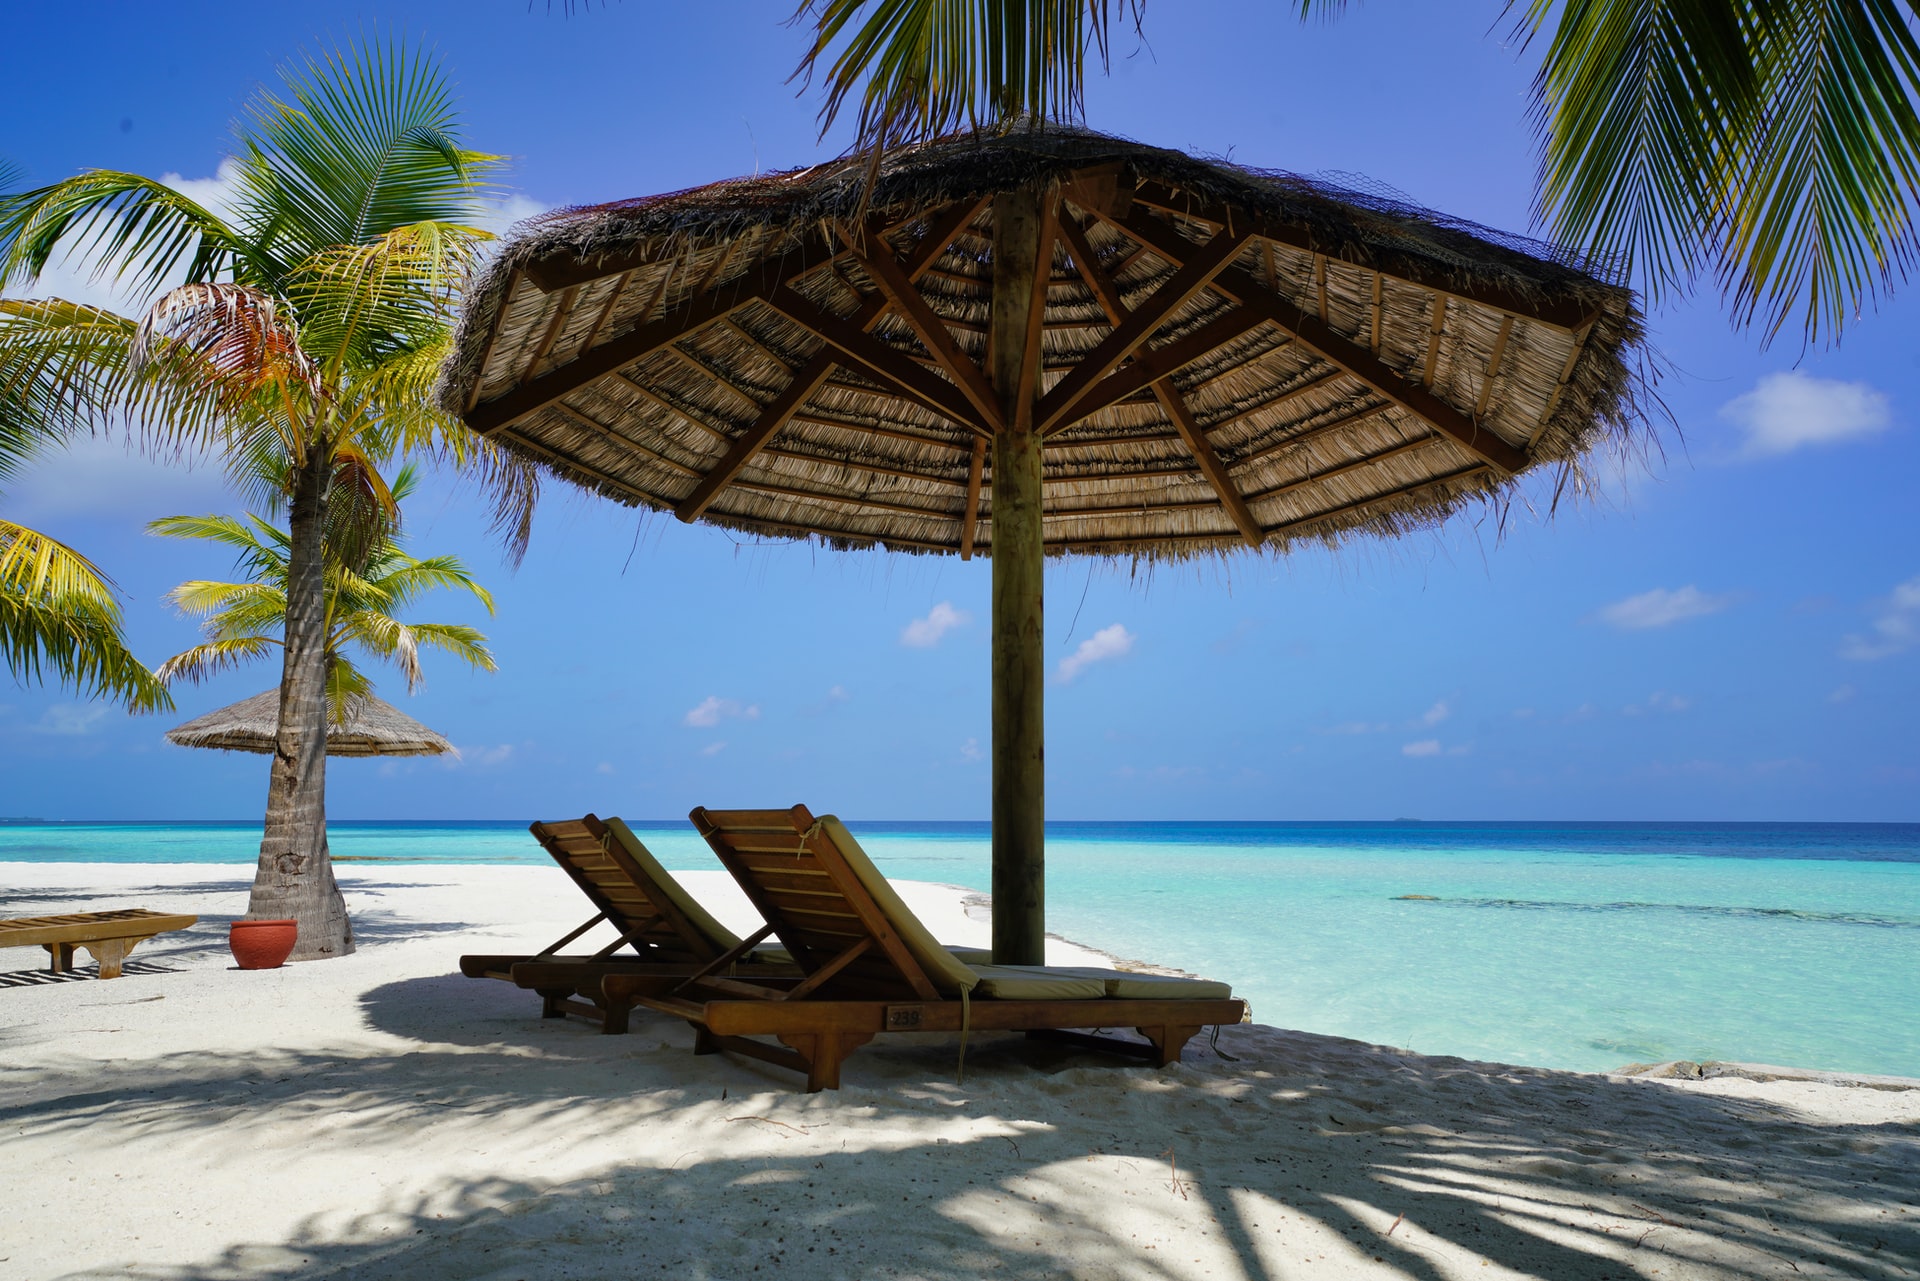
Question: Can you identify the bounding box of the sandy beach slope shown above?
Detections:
[1,862,1916,1281]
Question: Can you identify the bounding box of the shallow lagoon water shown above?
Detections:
[5,818,1916,1077]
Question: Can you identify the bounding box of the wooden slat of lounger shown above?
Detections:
[691,804,943,1003]
[701,809,809,829]
[528,814,723,964]
[0,910,198,948]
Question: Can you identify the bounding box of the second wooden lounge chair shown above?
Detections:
[605,805,1245,1092]
[459,814,785,1032]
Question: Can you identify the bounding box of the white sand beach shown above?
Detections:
[2,861,1916,1281]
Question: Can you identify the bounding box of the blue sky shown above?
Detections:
[2,2,1915,821]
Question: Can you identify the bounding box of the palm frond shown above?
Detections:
[234,40,502,269]
[0,518,119,610]
[163,579,287,624]
[0,299,139,466]
[792,0,1145,150]
[0,169,255,298]
[0,519,170,712]
[399,621,496,672]
[154,635,279,685]
[1524,0,1920,341]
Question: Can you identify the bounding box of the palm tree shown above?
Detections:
[153,464,495,720]
[2,157,170,713]
[0,43,539,958]
[791,1,1920,344]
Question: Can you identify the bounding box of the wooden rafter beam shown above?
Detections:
[1154,384,1264,544]
[1039,306,1268,429]
[1244,433,1444,503]
[466,243,821,435]
[960,438,986,560]
[834,218,1003,430]
[1035,223,1252,433]
[766,286,988,435]
[1232,402,1394,472]
[1113,209,1530,475]
[1059,213,1262,546]
[1265,463,1491,536]
[1127,180,1603,332]
[675,200,984,523]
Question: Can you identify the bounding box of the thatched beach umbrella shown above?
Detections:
[437,127,1641,964]
[166,689,454,758]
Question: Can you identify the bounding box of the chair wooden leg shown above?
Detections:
[537,987,572,1019]
[44,942,75,974]
[600,998,631,1035]
[1137,1024,1203,1067]
[89,938,133,979]
[778,1031,874,1092]
[692,1025,720,1055]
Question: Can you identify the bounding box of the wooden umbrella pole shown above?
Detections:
[990,187,1050,965]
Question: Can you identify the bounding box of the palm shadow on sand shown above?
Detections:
[1,969,1911,1280]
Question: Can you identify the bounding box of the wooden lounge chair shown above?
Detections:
[460,814,994,1032]
[604,805,1244,1092]
[0,909,198,978]
[459,814,781,1031]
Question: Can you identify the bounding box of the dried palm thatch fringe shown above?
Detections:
[437,126,1647,562]
[165,689,454,758]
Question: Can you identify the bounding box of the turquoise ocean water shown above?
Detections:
[5,819,1917,1078]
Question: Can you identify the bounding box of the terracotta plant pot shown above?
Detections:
[229,919,298,970]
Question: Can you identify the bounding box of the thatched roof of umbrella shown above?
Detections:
[165,690,454,758]
[437,126,1643,561]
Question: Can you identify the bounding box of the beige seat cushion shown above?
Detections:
[603,818,742,951]
[819,816,979,995]
[964,964,1105,1000]
[1049,966,1233,1000]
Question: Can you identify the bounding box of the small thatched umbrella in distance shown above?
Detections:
[437,126,1643,964]
[166,689,454,758]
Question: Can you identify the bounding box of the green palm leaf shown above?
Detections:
[235,41,501,269]
[0,519,171,711]
[0,170,256,298]
[793,0,1143,148]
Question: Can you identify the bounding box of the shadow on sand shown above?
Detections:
[3,968,1912,1280]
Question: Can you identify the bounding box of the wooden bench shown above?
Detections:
[0,909,199,978]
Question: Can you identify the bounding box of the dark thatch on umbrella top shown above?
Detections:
[166,690,454,758]
[436,126,1645,963]
[437,126,1642,560]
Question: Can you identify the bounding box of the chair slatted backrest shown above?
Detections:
[690,805,942,1000]
[529,815,725,962]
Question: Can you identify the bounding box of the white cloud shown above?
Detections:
[1402,739,1441,758]
[1418,700,1450,727]
[1719,371,1893,457]
[596,761,615,775]
[1840,575,1920,661]
[1623,691,1692,716]
[683,696,760,728]
[1056,623,1135,683]
[699,740,727,757]
[446,743,514,768]
[475,193,550,238]
[825,684,849,704]
[1597,585,1736,630]
[960,737,983,762]
[37,705,107,736]
[901,601,970,648]
[5,431,229,522]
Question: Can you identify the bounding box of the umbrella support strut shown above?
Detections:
[990,187,1050,966]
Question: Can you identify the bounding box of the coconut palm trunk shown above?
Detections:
[250,442,352,958]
